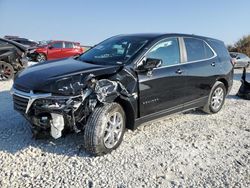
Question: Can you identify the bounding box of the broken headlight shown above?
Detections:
[53,77,86,95]
[35,96,73,110]
[95,79,118,102]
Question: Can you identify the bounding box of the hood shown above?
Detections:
[14,58,121,93]
[0,38,27,52]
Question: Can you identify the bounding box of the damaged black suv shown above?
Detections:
[0,38,28,81]
[11,34,233,155]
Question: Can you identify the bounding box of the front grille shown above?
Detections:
[13,94,29,113]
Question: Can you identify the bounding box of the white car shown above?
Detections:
[230,52,250,68]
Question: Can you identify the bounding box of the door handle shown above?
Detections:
[211,62,216,67]
[175,69,183,74]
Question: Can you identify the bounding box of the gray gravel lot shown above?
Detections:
[0,69,249,187]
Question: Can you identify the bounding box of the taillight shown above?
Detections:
[231,58,236,66]
[74,43,80,48]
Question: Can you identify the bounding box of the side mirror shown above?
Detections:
[137,58,162,72]
[236,56,240,60]
[48,46,53,49]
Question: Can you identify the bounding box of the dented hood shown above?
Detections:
[14,58,121,93]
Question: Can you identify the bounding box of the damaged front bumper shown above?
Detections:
[11,75,135,139]
[11,88,95,139]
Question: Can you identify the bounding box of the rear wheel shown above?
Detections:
[0,61,14,81]
[36,53,46,63]
[84,103,126,156]
[202,81,226,114]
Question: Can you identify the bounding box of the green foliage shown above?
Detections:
[228,35,250,56]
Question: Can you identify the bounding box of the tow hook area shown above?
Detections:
[50,113,64,139]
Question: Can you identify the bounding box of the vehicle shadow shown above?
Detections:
[226,94,241,100]
[0,90,91,157]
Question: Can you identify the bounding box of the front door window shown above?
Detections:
[146,38,180,67]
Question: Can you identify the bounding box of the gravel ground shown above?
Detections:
[0,69,249,187]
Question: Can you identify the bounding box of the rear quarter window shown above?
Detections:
[207,39,230,61]
[239,54,248,59]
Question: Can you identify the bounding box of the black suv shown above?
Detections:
[11,34,233,155]
[0,38,28,81]
[4,36,38,47]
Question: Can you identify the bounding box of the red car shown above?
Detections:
[30,40,83,62]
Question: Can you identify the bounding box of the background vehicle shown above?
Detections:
[230,52,250,68]
[12,34,233,155]
[4,36,38,47]
[0,38,28,81]
[29,40,84,62]
[237,68,250,99]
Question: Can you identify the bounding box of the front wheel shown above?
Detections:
[202,81,226,114]
[36,53,46,63]
[0,61,14,81]
[84,103,126,156]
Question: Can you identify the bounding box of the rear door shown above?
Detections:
[180,37,219,103]
[61,42,77,58]
[138,37,188,116]
[47,41,63,60]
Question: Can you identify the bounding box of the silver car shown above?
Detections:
[230,52,250,68]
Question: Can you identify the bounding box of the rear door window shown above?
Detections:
[64,42,74,48]
[51,42,63,48]
[184,38,214,62]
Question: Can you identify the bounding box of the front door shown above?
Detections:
[47,41,63,60]
[138,37,188,116]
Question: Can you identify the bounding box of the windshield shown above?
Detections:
[38,40,51,45]
[78,36,148,65]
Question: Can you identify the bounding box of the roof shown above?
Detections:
[50,40,80,43]
[114,33,222,42]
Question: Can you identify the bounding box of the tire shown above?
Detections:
[0,61,14,81]
[36,53,46,63]
[202,81,226,114]
[84,102,126,156]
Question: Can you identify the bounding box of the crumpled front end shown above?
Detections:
[11,88,92,138]
[11,71,136,139]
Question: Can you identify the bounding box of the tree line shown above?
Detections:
[228,35,250,56]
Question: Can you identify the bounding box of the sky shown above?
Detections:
[0,0,249,46]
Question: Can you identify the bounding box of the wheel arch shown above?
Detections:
[114,97,135,130]
[37,52,47,59]
[216,78,229,93]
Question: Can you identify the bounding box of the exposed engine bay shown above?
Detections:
[12,68,137,139]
